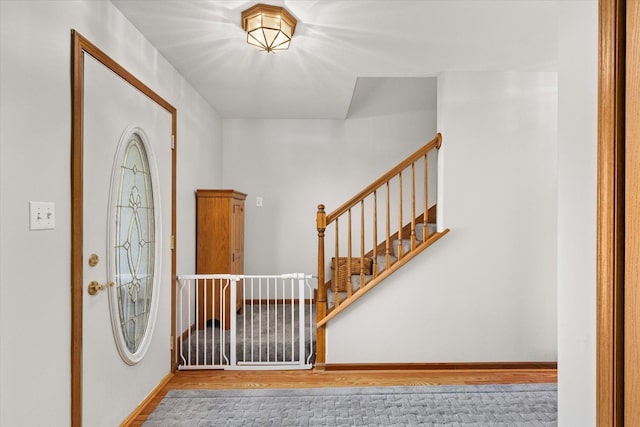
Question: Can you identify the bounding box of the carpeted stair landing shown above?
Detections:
[180,304,316,367]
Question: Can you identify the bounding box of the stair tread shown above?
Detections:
[376,254,398,271]
[350,274,373,287]
[415,222,437,242]
[391,223,437,257]
[326,222,440,309]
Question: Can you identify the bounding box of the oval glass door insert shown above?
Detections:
[108,127,161,365]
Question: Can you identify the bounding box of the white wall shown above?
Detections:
[557,2,598,425]
[0,1,222,426]
[327,72,558,363]
[222,107,437,276]
[0,0,599,424]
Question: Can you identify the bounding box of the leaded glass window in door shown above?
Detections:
[108,128,161,365]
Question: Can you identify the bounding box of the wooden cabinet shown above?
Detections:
[195,189,246,329]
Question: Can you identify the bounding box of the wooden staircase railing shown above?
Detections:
[314,133,449,369]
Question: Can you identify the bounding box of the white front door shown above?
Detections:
[82,53,173,426]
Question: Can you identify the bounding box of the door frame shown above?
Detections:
[597,0,631,425]
[70,30,177,427]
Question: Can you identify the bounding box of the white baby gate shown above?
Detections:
[176,273,316,370]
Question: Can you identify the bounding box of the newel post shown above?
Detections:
[315,204,327,369]
[316,204,327,304]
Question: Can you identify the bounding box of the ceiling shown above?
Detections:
[111,0,557,119]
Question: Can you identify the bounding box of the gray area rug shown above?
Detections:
[143,383,557,426]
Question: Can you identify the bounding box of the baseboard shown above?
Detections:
[324,362,557,371]
[313,362,326,371]
[120,372,174,427]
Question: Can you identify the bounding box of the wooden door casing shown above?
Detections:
[598,0,640,425]
[625,0,640,424]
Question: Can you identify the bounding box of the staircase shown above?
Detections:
[314,133,450,367]
[327,220,438,308]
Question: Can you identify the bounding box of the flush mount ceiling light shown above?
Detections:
[241,3,297,52]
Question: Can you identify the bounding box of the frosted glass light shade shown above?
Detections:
[241,4,297,52]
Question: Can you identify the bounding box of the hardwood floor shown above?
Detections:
[125,367,557,426]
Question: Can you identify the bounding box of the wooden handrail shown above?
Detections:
[315,132,445,351]
[326,133,441,224]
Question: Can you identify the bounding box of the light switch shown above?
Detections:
[256,196,263,207]
[30,201,55,230]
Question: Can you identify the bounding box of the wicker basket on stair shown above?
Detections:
[330,257,373,292]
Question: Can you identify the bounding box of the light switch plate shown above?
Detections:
[30,201,55,230]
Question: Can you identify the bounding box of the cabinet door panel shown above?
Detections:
[195,190,246,329]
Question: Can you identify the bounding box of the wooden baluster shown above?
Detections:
[315,204,327,369]
[398,171,403,258]
[373,190,378,277]
[334,218,340,307]
[424,153,428,241]
[434,136,442,234]
[347,209,353,297]
[385,181,391,270]
[360,200,365,289]
[411,162,416,250]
